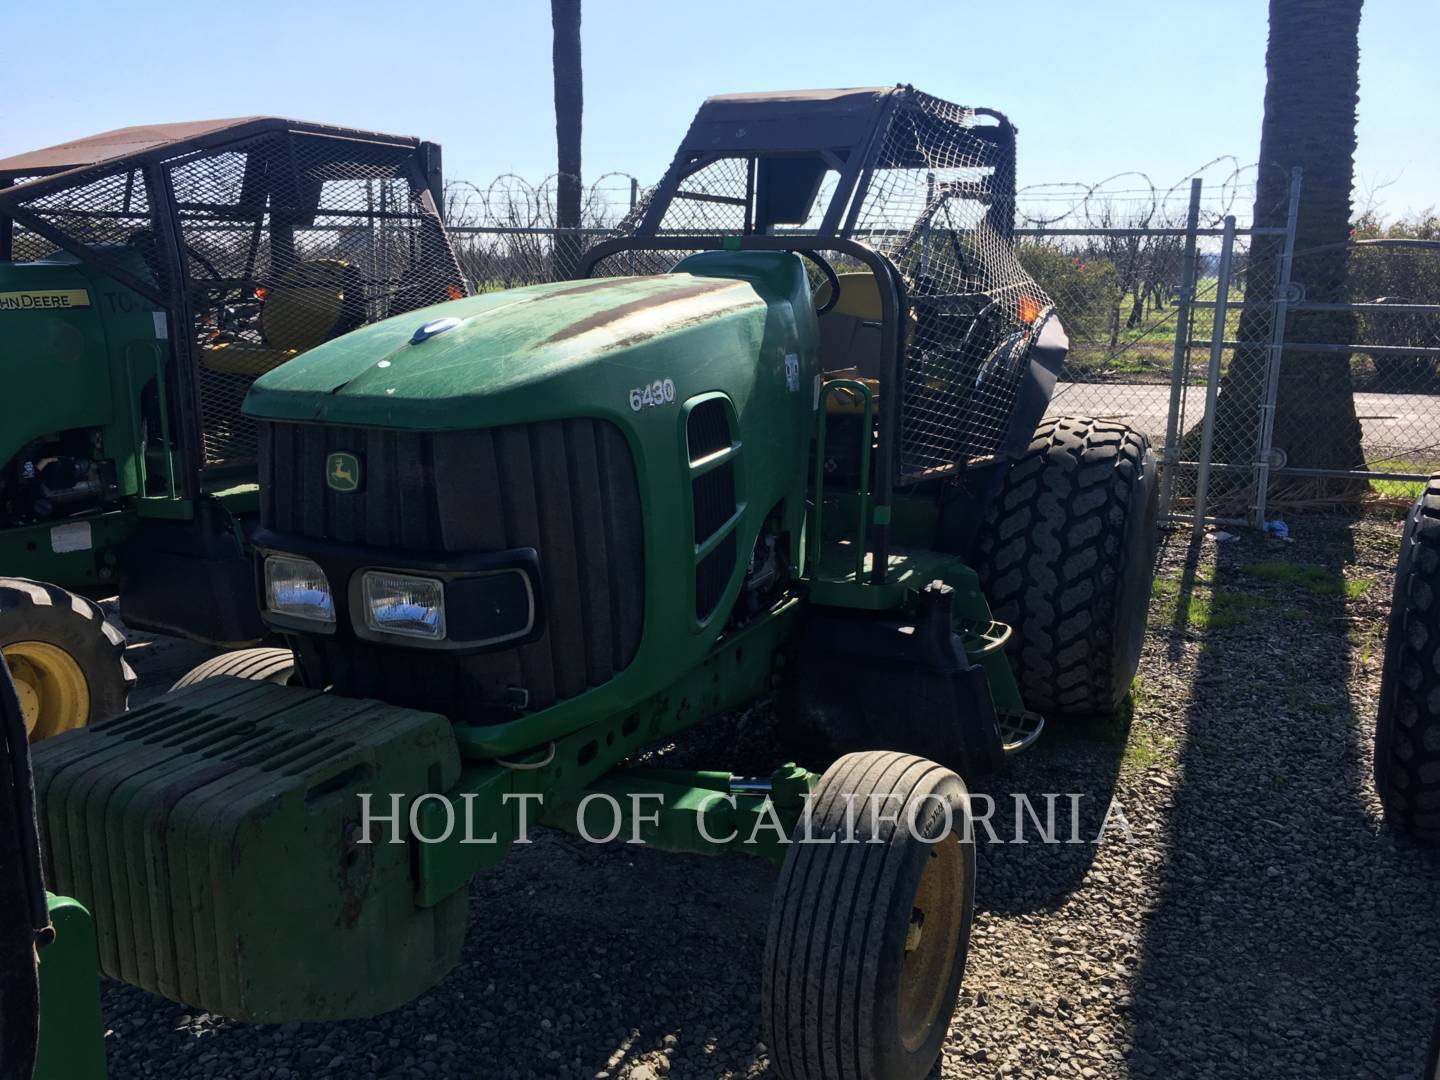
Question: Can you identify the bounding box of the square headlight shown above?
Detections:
[361,571,446,640]
[264,555,335,624]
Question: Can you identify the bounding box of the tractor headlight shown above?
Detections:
[264,555,335,624]
[361,571,447,641]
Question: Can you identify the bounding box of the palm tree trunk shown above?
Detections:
[551,0,583,280]
[1204,0,1365,504]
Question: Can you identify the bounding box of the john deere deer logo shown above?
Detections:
[326,451,361,493]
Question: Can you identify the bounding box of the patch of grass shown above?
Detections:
[1281,682,1345,717]
[1084,682,1179,774]
[1208,590,1298,629]
[1242,561,1337,592]
[1367,459,1440,501]
[1121,716,1178,774]
[1241,560,1373,598]
[1354,619,1387,668]
[1151,571,1211,627]
[1152,566,1304,630]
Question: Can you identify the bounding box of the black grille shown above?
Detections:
[696,533,737,621]
[688,395,738,621]
[259,417,643,717]
[691,462,736,543]
[686,398,732,463]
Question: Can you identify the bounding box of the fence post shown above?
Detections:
[629,177,639,211]
[1192,214,1238,537]
[1158,178,1204,519]
[1250,166,1303,528]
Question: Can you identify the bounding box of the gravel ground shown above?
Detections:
[92,508,1440,1079]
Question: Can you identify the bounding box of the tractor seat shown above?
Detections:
[813,271,917,414]
[202,259,364,376]
[815,270,886,383]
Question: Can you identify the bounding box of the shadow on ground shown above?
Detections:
[1128,517,1440,1078]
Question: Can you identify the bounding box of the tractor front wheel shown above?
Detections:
[762,751,974,1080]
[172,647,296,690]
[974,415,1157,718]
[0,578,134,741]
[1374,477,1440,845]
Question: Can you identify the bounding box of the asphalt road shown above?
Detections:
[1051,382,1440,461]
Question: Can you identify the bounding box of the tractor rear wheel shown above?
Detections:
[763,751,974,1080]
[1374,477,1440,845]
[0,578,133,741]
[172,647,296,690]
[974,415,1157,718]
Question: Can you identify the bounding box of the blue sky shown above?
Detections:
[2,0,1435,219]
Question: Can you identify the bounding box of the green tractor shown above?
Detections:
[28,86,1157,1080]
[0,118,465,739]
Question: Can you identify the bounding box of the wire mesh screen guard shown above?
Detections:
[853,92,1050,476]
[10,165,158,285]
[592,88,1053,480]
[164,132,463,467]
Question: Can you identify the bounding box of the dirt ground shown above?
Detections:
[96,508,1440,1079]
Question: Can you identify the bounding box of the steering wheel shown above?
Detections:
[799,250,842,316]
[184,243,224,283]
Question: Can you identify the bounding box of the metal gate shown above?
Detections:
[1151,172,1440,529]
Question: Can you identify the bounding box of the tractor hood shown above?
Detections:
[243,267,781,431]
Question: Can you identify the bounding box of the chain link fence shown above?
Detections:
[440,168,1440,526]
[444,173,640,289]
[1267,239,1440,499]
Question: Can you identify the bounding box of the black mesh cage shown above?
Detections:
[7,165,160,285]
[164,133,464,467]
[2,125,465,471]
[592,86,1054,480]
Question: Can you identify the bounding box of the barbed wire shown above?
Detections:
[1014,158,1291,231]
[445,172,642,231]
[436,167,1440,486]
[442,160,1298,235]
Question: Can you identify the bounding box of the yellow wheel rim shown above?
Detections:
[898,833,966,1053]
[3,641,90,741]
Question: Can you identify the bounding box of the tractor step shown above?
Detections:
[999,710,1045,755]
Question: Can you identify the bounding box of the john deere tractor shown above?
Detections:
[27,86,1157,1080]
[0,118,465,740]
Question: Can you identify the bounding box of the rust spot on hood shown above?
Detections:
[535,277,660,300]
[537,279,748,347]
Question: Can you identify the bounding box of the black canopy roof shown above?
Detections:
[0,117,426,186]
